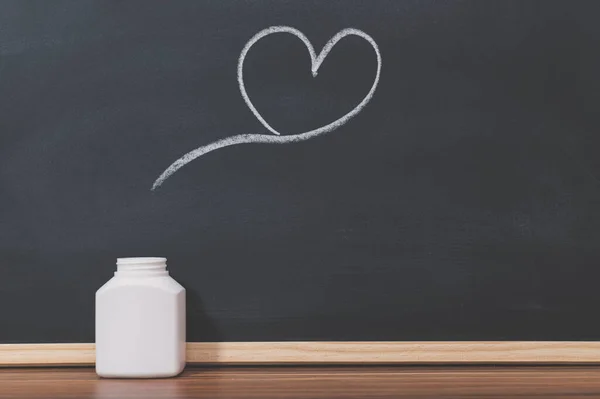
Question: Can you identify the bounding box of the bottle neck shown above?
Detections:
[115,257,168,277]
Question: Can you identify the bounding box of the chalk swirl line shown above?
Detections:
[152,26,382,190]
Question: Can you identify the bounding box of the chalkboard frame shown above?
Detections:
[1,342,599,365]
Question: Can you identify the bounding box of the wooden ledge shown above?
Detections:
[1,342,600,366]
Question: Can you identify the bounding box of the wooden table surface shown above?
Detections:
[3,366,600,398]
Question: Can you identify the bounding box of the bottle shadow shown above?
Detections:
[184,285,223,365]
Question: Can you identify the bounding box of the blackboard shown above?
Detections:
[2,0,600,345]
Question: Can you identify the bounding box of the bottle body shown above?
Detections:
[95,257,186,378]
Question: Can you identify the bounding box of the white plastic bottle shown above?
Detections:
[95,257,186,378]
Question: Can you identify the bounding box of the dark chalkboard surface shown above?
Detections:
[2,0,600,344]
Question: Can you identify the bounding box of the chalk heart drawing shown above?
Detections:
[152,26,381,190]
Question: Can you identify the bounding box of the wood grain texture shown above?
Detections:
[3,366,600,398]
[3,342,600,366]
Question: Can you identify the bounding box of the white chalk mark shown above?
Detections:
[152,26,381,190]
[239,27,380,137]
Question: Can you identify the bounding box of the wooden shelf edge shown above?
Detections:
[2,342,600,366]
